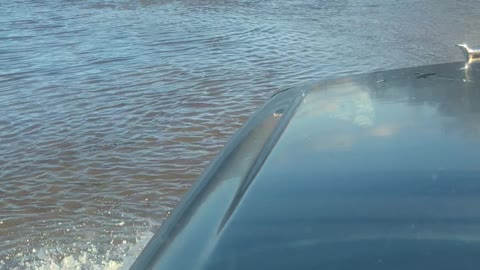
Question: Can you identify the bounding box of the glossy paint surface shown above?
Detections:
[136,62,480,269]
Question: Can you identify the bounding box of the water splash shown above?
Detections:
[4,230,154,270]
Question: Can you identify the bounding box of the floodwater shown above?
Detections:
[1,0,479,268]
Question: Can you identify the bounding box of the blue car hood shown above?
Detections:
[132,61,480,270]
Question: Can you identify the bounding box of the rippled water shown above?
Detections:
[1,0,480,268]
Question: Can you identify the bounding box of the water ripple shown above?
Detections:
[2,0,480,268]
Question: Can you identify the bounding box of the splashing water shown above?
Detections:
[4,228,154,269]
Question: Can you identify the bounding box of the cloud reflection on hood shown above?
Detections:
[300,80,375,128]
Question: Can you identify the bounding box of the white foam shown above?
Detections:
[7,230,154,270]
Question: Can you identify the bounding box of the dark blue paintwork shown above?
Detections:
[132,61,480,269]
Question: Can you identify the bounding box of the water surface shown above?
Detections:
[1,0,480,268]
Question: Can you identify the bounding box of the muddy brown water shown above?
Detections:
[1,0,480,268]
